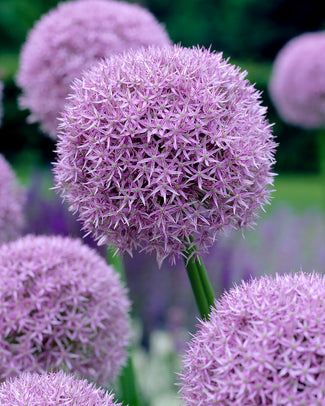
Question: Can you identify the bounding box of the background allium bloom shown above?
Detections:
[0,371,121,405]
[54,45,276,265]
[0,235,130,383]
[16,0,171,138]
[0,154,25,244]
[269,31,325,128]
[180,272,325,405]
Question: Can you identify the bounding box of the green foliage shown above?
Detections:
[0,0,59,52]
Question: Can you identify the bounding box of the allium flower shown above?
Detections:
[54,45,276,265]
[0,235,130,383]
[0,370,121,405]
[16,0,171,138]
[0,154,25,244]
[269,31,325,128]
[180,272,325,405]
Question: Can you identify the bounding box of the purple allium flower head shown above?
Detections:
[0,370,121,405]
[269,31,325,128]
[0,154,25,244]
[0,235,130,384]
[16,0,171,139]
[179,272,325,405]
[54,45,276,265]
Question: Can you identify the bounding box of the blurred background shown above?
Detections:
[1,1,325,404]
[1,0,325,181]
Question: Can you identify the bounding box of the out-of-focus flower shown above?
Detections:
[17,0,171,138]
[0,235,130,384]
[54,45,276,265]
[180,272,325,405]
[246,204,325,275]
[269,31,325,128]
[133,330,181,406]
[0,370,121,405]
[23,171,105,255]
[0,154,25,244]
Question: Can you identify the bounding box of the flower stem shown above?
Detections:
[106,249,142,406]
[196,257,215,309]
[118,356,141,406]
[183,255,210,319]
[107,248,125,279]
[316,129,325,178]
[183,240,215,319]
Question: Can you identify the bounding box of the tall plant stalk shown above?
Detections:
[107,249,142,406]
[183,239,215,319]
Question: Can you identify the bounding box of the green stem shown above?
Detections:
[183,239,215,319]
[316,129,325,177]
[195,257,215,309]
[107,248,125,279]
[118,356,141,406]
[106,249,142,406]
[183,255,210,319]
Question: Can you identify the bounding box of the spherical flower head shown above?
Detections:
[0,154,25,244]
[0,235,130,384]
[0,370,121,405]
[180,272,325,405]
[54,45,276,265]
[269,31,325,128]
[16,0,171,139]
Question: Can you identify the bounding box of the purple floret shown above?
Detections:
[54,45,276,265]
[269,31,325,128]
[17,0,171,138]
[0,154,25,244]
[0,370,121,405]
[180,272,325,405]
[0,235,130,384]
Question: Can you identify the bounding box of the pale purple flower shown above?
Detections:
[0,370,121,405]
[0,235,130,384]
[17,0,171,139]
[54,45,276,265]
[246,204,325,276]
[180,272,325,405]
[269,31,325,128]
[0,154,25,244]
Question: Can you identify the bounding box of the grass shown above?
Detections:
[271,173,325,212]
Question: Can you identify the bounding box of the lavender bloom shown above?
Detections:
[17,0,171,138]
[0,154,25,244]
[54,45,276,265]
[0,235,130,384]
[269,31,325,128]
[180,272,325,405]
[246,204,325,276]
[23,171,105,255]
[0,371,121,405]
